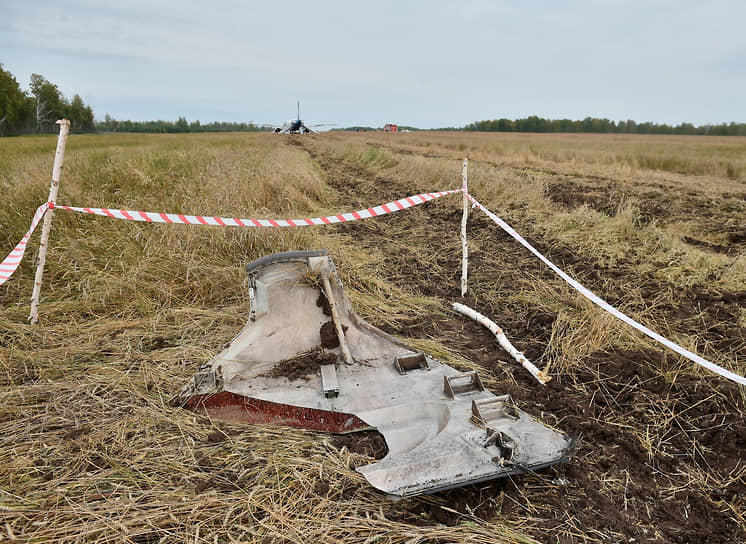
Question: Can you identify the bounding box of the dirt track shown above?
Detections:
[294,137,746,543]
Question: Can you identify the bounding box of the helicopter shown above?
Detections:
[272,101,332,134]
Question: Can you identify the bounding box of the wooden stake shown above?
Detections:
[453,302,551,385]
[321,273,353,365]
[29,119,70,324]
[460,158,468,297]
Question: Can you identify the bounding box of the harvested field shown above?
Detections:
[1,131,745,543]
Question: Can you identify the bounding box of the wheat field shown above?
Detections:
[1,131,745,543]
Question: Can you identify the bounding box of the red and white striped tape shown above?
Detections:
[4,187,744,386]
[0,190,461,286]
[0,203,49,287]
[56,189,461,227]
[466,192,746,386]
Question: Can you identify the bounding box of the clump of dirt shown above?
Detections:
[319,320,348,349]
[545,179,623,216]
[727,228,746,244]
[262,347,338,381]
[205,430,227,444]
[316,292,332,316]
[320,321,339,348]
[330,430,388,460]
[682,236,730,254]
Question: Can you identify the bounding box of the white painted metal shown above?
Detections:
[320,364,340,397]
[180,252,570,497]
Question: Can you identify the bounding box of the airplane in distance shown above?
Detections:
[271,101,333,134]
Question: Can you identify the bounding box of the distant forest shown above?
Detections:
[96,116,268,133]
[3,64,745,137]
[461,116,746,136]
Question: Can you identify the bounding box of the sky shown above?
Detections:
[2,0,745,129]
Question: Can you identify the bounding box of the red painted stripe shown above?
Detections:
[367,207,378,216]
[393,200,404,210]
[138,211,153,222]
[335,214,345,222]
[268,219,280,227]
[286,219,297,226]
[196,216,209,225]
[320,216,331,224]
[84,207,94,214]
[405,197,416,206]
[102,209,115,217]
[351,211,362,220]
[305,218,314,225]
[214,217,226,226]
[121,210,135,221]
[160,213,173,223]
[381,204,392,213]
[251,219,262,227]
[234,218,245,226]
[178,214,188,224]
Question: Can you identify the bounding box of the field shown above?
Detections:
[1,130,745,543]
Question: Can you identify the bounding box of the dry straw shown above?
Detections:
[2,130,745,542]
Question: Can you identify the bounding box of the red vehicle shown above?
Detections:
[383,123,398,132]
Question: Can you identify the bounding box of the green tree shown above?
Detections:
[0,64,34,135]
[66,94,95,132]
[29,74,65,133]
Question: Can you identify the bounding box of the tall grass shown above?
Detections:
[0,132,542,543]
[321,132,746,376]
[335,131,746,185]
[2,131,744,543]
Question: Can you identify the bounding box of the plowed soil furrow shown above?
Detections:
[292,137,746,544]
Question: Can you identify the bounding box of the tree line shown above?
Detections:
[0,64,95,135]
[462,115,746,136]
[4,63,745,137]
[97,115,268,133]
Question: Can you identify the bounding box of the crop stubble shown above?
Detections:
[0,131,744,543]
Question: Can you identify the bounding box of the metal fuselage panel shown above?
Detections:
[179,252,572,497]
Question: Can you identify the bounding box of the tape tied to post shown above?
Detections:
[2,186,744,387]
[465,193,746,387]
[0,190,462,285]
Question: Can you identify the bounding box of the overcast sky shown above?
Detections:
[2,0,744,128]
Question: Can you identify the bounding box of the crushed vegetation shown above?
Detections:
[1,131,744,542]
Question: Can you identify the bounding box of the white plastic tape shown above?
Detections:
[466,194,746,386]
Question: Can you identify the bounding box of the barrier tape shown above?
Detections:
[0,190,460,286]
[0,203,49,287]
[465,193,746,386]
[3,187,744,386]
[55,189,460,227]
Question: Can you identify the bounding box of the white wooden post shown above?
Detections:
[460,158,469,296]
[453,302,551,385]
[29,119,70,324]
